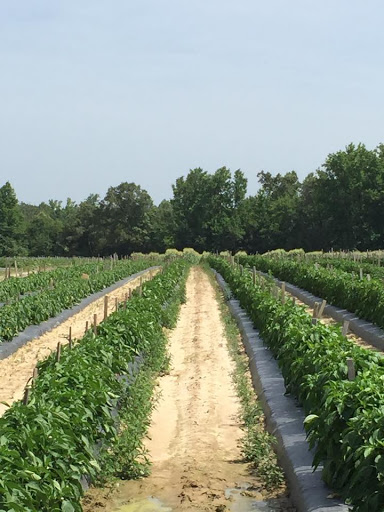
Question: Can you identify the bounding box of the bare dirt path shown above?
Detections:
[0,269,157,416]
[83,267,292,512]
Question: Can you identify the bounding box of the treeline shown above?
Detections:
[1,142,384,256]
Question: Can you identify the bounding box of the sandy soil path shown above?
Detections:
[0,269,157,416]
[83,267,292,512]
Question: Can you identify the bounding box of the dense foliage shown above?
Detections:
[0,259,154,342]
[238,254,384,330]
[0,261,104,303]
[0,259,189,512]
[209,256,384,511]
[2,142,384,256]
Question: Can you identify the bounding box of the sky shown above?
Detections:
[0,1,383,206]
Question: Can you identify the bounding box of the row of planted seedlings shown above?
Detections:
[0,257,76,281]
[237,254,384,331]
[0,261,112,304]
[0,259,159,343]
[306,255,384,280]
[0,259,190,512]
[264,249,384,279]
[209,255,384,512]
[0,255,137,304]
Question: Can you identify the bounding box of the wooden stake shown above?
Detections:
[359,268,363,280]
[346,358,356,381]
[68,327,73,349]
[274,285,279,299]
[281,282,286,304]
[342,320,350,337]
[85,320,89,333]
[56,342,61,362]
[23,387,31,406]
[115,297,118,311]
[367,274,371,282]
[93,314,97,335]
[104,295,109,320]
[32,367,39,383]
[14,259,18,277]
[318,299,327,319]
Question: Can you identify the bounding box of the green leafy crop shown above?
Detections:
[0,260,161,342]
[0,259,189,511]
[238,254,384,331]
[209,255,384,511]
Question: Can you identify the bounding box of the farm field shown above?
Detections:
[0,267,157,416]
[210,255,384,511]
[2,251,384,512]
[0,259,189,511]
[0,257,81,281]
[83,266,292,512]
[3,2,384,510]
[0,259,154,342]
[0,257,295,512]
[238,253,384,330]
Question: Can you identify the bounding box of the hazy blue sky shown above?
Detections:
[1,1,383,205]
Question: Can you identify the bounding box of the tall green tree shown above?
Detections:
[26,211,59,256]
[149,200,176,252]
[71,194,101,256]
[241,171,301,253]
[0,182,26,256]
[310,143,384,249]
[98,183,153,255]
[172,167,247,251]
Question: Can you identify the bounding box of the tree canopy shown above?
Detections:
[2,143,384,256]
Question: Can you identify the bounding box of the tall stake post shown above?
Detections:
[104,295,109,320]
[56,342,61,362]
[347,358,356,381]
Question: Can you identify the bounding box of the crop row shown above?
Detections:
[296,253,384,281]
[0,258,189,512]
[0,256,76,271]
[209,256,384,511]
[0,259,158,343]
[313,257,384,280]
[237,255,384,331]
[257,249,384,279]
[0,261,114,303]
